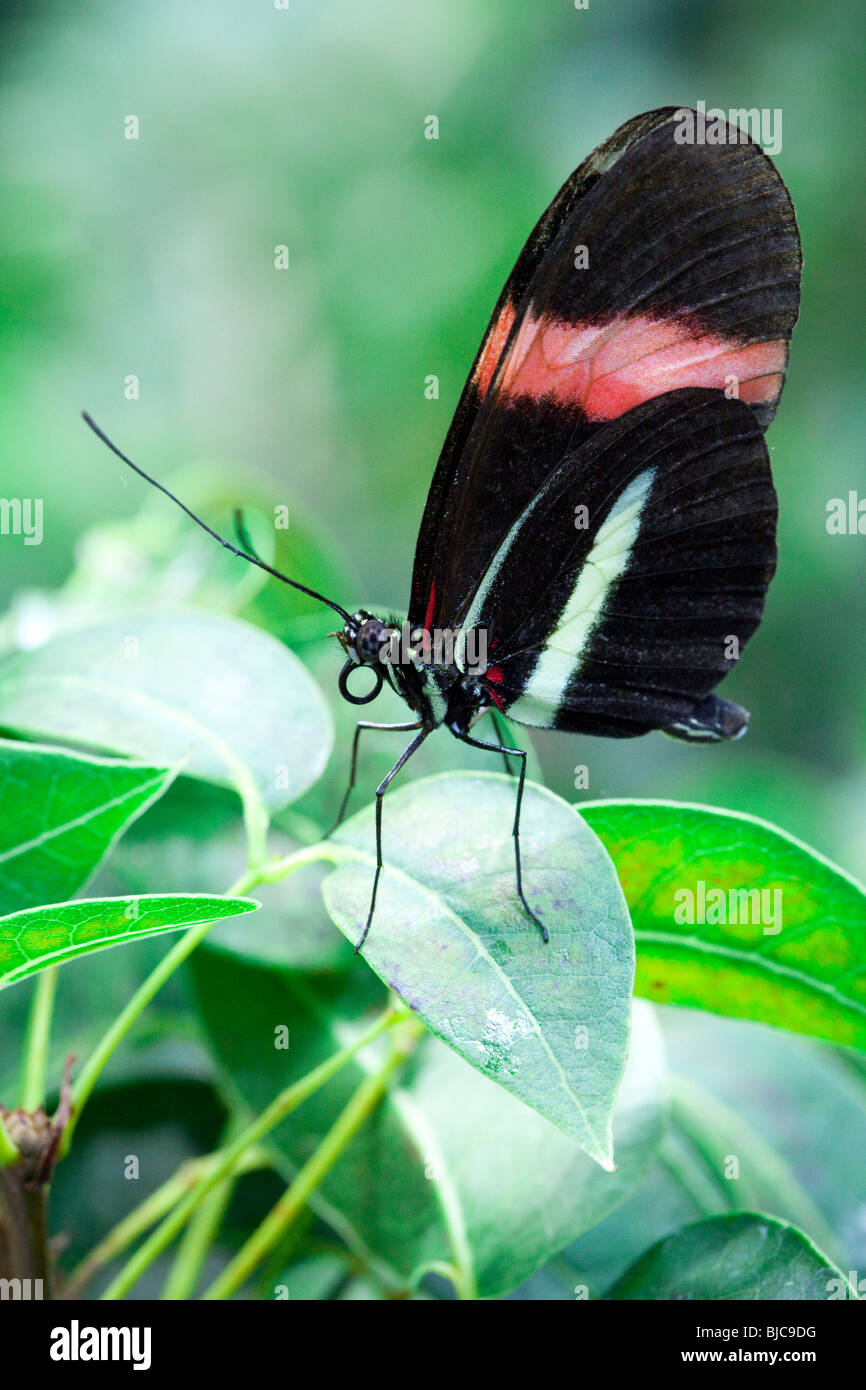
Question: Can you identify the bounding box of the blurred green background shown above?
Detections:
[1,0,864,862]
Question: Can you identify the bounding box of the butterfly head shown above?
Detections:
[333,610,392,705]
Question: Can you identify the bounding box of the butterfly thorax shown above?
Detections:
[383,652,472,732]
[338,611,488,735]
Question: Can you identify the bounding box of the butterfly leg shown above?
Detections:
[487,709,520,777]
[459,734,549,943]
[326,720,423,839]
[356,727,429,953]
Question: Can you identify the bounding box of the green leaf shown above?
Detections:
[667,1072,843,1263]
[0,737,175,916]
[104,781,352,974]
[537,1156,707,1301]
[398,1001,665,1298]
[61,757,346,974]
[661,1008,866,1270]
[270,1254,355,1302]
[541,1023,846,1299]
[581,800,866,1050]
[190,950,666,1298]
[0,893,258,988]
[0,610,332,813]
[609,1213,857,1300]
[0,936,213,1105]
[324,772,634,1168]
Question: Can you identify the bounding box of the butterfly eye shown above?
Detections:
[354,618,389,662]
[338,657,384,705]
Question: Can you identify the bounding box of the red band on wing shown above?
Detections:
[495,310,786,420]
[472,300,516,398]
[485,664,507,711]
[423,580,436,634]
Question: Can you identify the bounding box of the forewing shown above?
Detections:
[410,107,799,636]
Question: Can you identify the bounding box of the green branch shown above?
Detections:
[60,866,261,1158]
[60,837,357,1158]
[0,1113,21,1168]
[101,1002,410,1300]
[64,1146,269,1297]
[19,967,58,1111]
[161,1114,245,1300]
[201,1019,424,1301]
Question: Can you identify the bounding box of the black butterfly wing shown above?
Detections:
[409,109,674,632]
[454,389,776,737]
[409,107,800,640]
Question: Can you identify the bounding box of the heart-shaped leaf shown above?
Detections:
[609,1213,857,1300]
[582,800,866,1050]
[0,893,258,988]
[324,771,634,1168]
[0,737,175,916]
[0,609,332,814]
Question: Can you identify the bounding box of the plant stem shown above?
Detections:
[0,1114,21,1167]
[423,1260,478,1300]
[63,1147,269,1297]
[161,1114,244,1300]
[54,831,394,1292]
[257,842,355,884]
[0,1169,50,1289]
[60,867,261,1158]
[19,967,58,1111]
[201,1019,423,1301]
[101,1003,409,1300]
[161,1166,235,1301]
[59,841,356,1158]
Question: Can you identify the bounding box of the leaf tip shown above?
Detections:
[584,1129,616,1171]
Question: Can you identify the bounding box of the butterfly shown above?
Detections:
[83,107,801,951]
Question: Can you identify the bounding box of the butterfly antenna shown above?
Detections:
[81,411,352,624]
